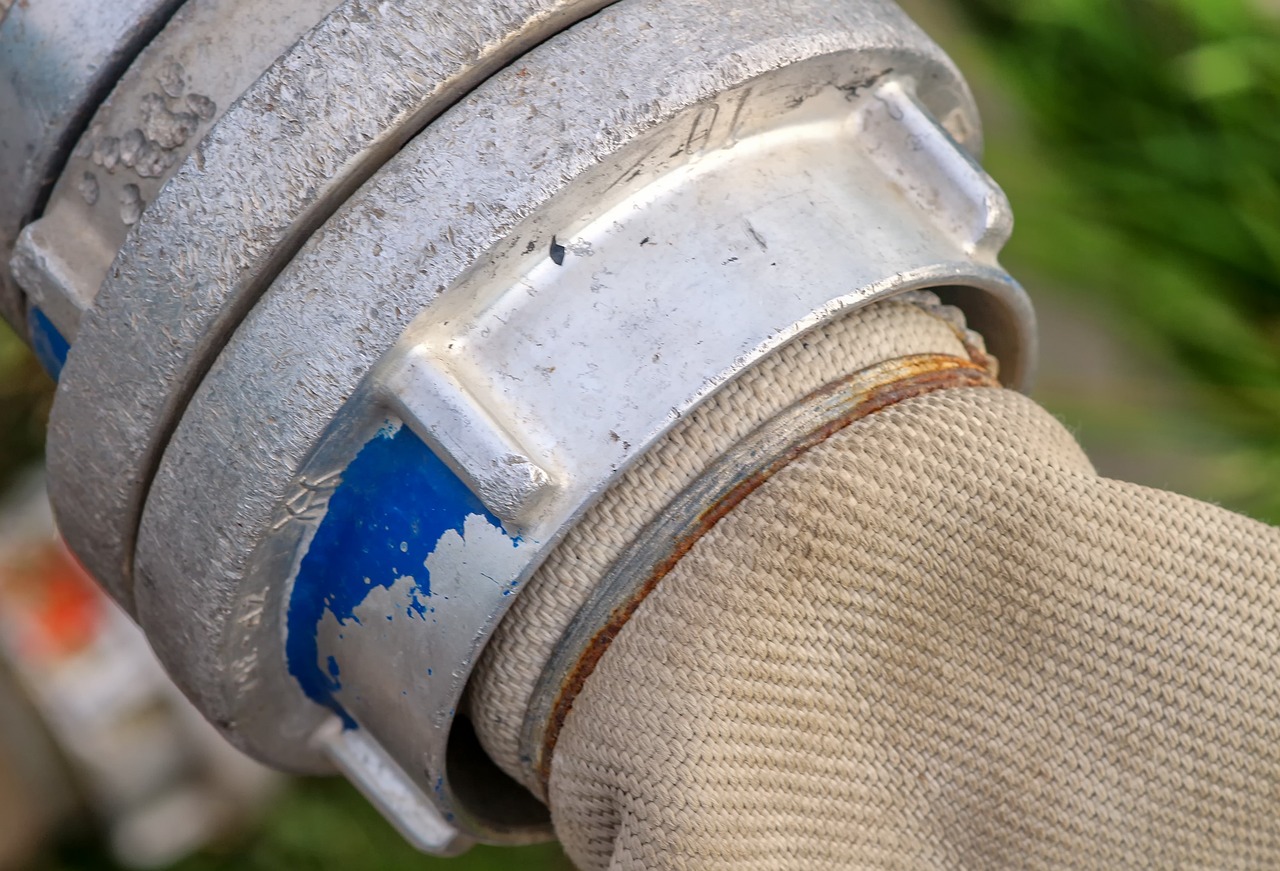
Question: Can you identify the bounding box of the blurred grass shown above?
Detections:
[947,0,1280,520]
[36,779,571,871]
[0,327,50,497]
[1,0,1279,866]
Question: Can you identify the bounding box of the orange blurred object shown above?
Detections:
[1,542,103,661]
[0,473,280,870]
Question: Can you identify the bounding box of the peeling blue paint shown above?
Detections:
[28,307,70,381]
[285,424,512,726]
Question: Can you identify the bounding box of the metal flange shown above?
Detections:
[130,0,1031,851]
[9,0,345,343]
[0,0,185,331]
[46,0,618,612]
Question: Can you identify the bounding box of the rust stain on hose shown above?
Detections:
[537,353,999,786]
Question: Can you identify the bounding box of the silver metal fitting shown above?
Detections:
[6,0,1036,854]
[0,0,185,330]
[10,0,344,341]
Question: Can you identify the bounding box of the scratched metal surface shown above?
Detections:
[131,0,1012,841]
[10,0,341,340]
[0,0,186,330]
[47,0,618,613]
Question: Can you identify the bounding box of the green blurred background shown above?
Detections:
[2,0,1278,867]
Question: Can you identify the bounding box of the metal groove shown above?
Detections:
[0,0,189,329]
[48,0,621,610]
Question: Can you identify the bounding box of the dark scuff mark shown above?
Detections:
[524,239,537,254]
[639,236,651,247]
[838,68,894,101]
[745,223,767,252]
[549,236,566,266]
[606,143,659,192]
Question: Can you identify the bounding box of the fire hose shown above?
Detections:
[1,0,1278,867]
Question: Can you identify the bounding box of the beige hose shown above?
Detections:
[469,296,980,791]
[472,300,1280,869]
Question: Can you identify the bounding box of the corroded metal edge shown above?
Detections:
[528,352,1001,789]
[131,0,983,772]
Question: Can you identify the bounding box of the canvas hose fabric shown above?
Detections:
[468,297,1280,869]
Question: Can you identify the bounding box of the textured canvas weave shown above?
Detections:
[549,387,1280,869]
[468,296,977,792]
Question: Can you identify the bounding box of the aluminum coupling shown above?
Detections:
[3,0,1036,854]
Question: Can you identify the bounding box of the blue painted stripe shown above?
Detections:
[28,307,70,381]
[286,423,510,725]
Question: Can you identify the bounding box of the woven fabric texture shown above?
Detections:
[467,296,978,792]
[549,386,1280,870]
